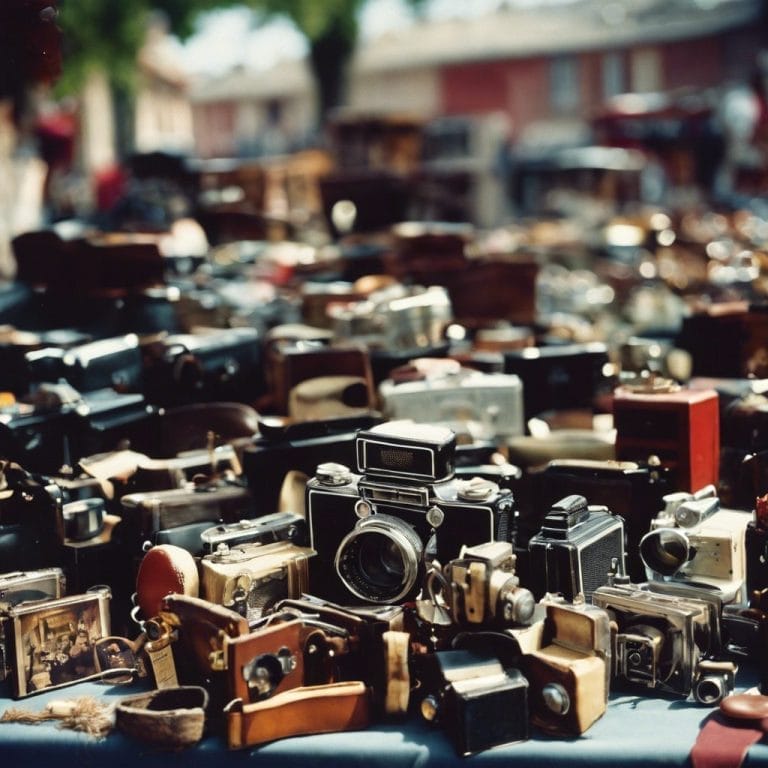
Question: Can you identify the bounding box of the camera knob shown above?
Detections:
[426,505,445,528]
[316,462,352,486]
[456,476,497,501]
[542,683,571,715]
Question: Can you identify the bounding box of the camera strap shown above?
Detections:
[690,694,768,768]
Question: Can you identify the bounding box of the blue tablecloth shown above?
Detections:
[1,671,768,767]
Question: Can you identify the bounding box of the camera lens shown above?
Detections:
[639,527,690,576]
[335,514,423,603]
[694,675,727,705]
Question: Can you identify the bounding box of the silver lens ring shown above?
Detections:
[334,514,423,604]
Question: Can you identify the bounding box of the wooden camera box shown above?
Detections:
[612,385,719,494]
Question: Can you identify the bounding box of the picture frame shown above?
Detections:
[0,567,66,682]
[5,587,111,698]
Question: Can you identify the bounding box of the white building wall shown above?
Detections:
[348,67,440,117]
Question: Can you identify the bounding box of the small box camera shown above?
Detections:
[613,381,720,494]
[443,540,535,628]
[521,596,611,735]
[416,649,529,755]
[527,494,626,601]
[305,421,516,605]
[503,342,612,423]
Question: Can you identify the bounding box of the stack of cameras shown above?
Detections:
[409,540,612,748]
[591,484,751,705]
[1,398,763,745]
[303,420,518,606]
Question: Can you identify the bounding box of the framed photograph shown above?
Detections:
[0,567,66,682]
[6,587,111,698]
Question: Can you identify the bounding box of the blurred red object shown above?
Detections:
[94,164,128,212]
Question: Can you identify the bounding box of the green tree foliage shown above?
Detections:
[56,0,428,125]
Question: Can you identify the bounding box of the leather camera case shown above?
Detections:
[521,598,611,735]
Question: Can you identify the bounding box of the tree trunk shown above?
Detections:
[308,19,356,136]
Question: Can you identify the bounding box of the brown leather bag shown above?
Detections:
[224,681,371,748]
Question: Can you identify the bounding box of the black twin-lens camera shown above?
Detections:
[305,421,517,605]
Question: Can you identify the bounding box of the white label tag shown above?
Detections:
[145,642,178,689]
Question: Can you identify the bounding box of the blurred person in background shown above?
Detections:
[715,51,768,201]
[0,0,62,279]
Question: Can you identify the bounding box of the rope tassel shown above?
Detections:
[1,696,114,738]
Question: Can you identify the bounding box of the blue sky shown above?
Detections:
[177,0,578,75]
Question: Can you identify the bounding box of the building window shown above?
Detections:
[602,52,625,100]
[550,55,581,113]
[631,48,662,93]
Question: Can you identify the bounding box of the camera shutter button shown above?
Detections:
[316,462,352,486]
[456,477,498,501]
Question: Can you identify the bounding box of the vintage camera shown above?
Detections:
[270,595,409,717]
[527,494,626,601]
[520,595,611,736]
[639,491,749,606]
[502,342,613,424]
[521,458,671,583]
[0,567,66,681]
[113,477,254,622]
[200,511,308,554]
[142,326,264,407]
[305,421,517,605]
[441,541,535,628]
[720,588,768,693]
[224,616,349,704]
[117,479,254,557]
[329,284,452,354]
[415,648,529,755]
[58,497,124,598]
[122,443,243,494]
[592,580,736,704]
[200,540,316,621]
[25,333,144,394]
[0,462,64,572]
[0,381,159,476]
[378,360,524,443]
[241,413,382,519]
[328,284,454,385]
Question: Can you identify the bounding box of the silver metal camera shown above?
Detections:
[329,284,452,352]
[640,488,750,605]
[200,540,316,621]
[592,581,736,704]
[379,362,524,443]
[200,511,308,554]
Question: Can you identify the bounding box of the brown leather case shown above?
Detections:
[264,340,375,415]
[226,619,309,702]
[225,681,371,748]
[159,593,249,676]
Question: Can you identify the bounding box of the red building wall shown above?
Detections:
[660,36,724,90]
[440,57,551,137]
